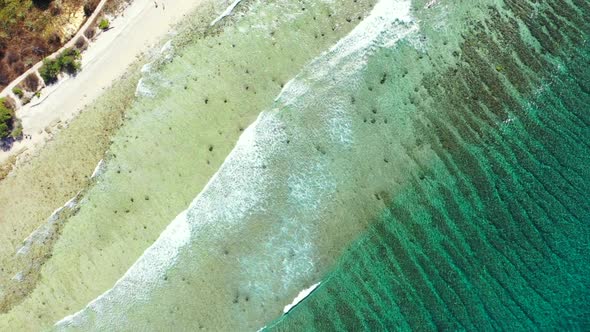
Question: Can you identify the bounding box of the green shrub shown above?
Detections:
[12,87,24,98]
[39,48,81,84]
[0,122,10,140]
[0,98,15,140]
[58,48,81,74]
[39,58,61,84]
[98,19,110,30]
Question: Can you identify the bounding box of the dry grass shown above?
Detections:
[103,0,133,16]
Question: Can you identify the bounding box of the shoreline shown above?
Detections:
[0,0,205,166]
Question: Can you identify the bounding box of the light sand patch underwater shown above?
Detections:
[0,0,377,330]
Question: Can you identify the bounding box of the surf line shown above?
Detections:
[283,282,321,314]
[210,0,244,26]
[425,0,440,9]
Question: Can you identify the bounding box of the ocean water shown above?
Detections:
[6,0,587,330]
[267,0,590,330]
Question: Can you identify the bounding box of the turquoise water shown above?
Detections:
[269,0,590,330]
[47,0,590,330]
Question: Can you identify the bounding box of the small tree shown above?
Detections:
[32,0,53,10]
[39,58,61,84]
[0,121,10,140]
[2,96,16,110]
[58,48,81,74]
[23,73,40,91]
[99,19,110,31]
[12,87,24,98]
[84,0,99,16]
[0,98,15,140]
[39,48,81,84]
[85,27,96,39]
[75,36,87,51]
[11,121,23,139]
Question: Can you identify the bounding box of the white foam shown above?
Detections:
[425,0,440,9]
[327,102,354,147]
[56,209,191,328]
[287,160,336,212]
[274,0,416,106]
[135,78,155,97]
[140,62,152,73]
[64,195,78,209]
[238,216,316,296]
[160,40,173,54]
[17,192,80,256]
[159,40,174,61]
[90,159,105,179]
[12,272,24,283]
[210,0,244,26]
[283,282,321,313]
[55,112,274,328]
[2,191,82,308]
[135,38,175,98]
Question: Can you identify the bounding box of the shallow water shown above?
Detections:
[0,0,378,330]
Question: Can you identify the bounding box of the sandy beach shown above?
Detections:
[0,0,204,165]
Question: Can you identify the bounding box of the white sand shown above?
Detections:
[0,0,205,165]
